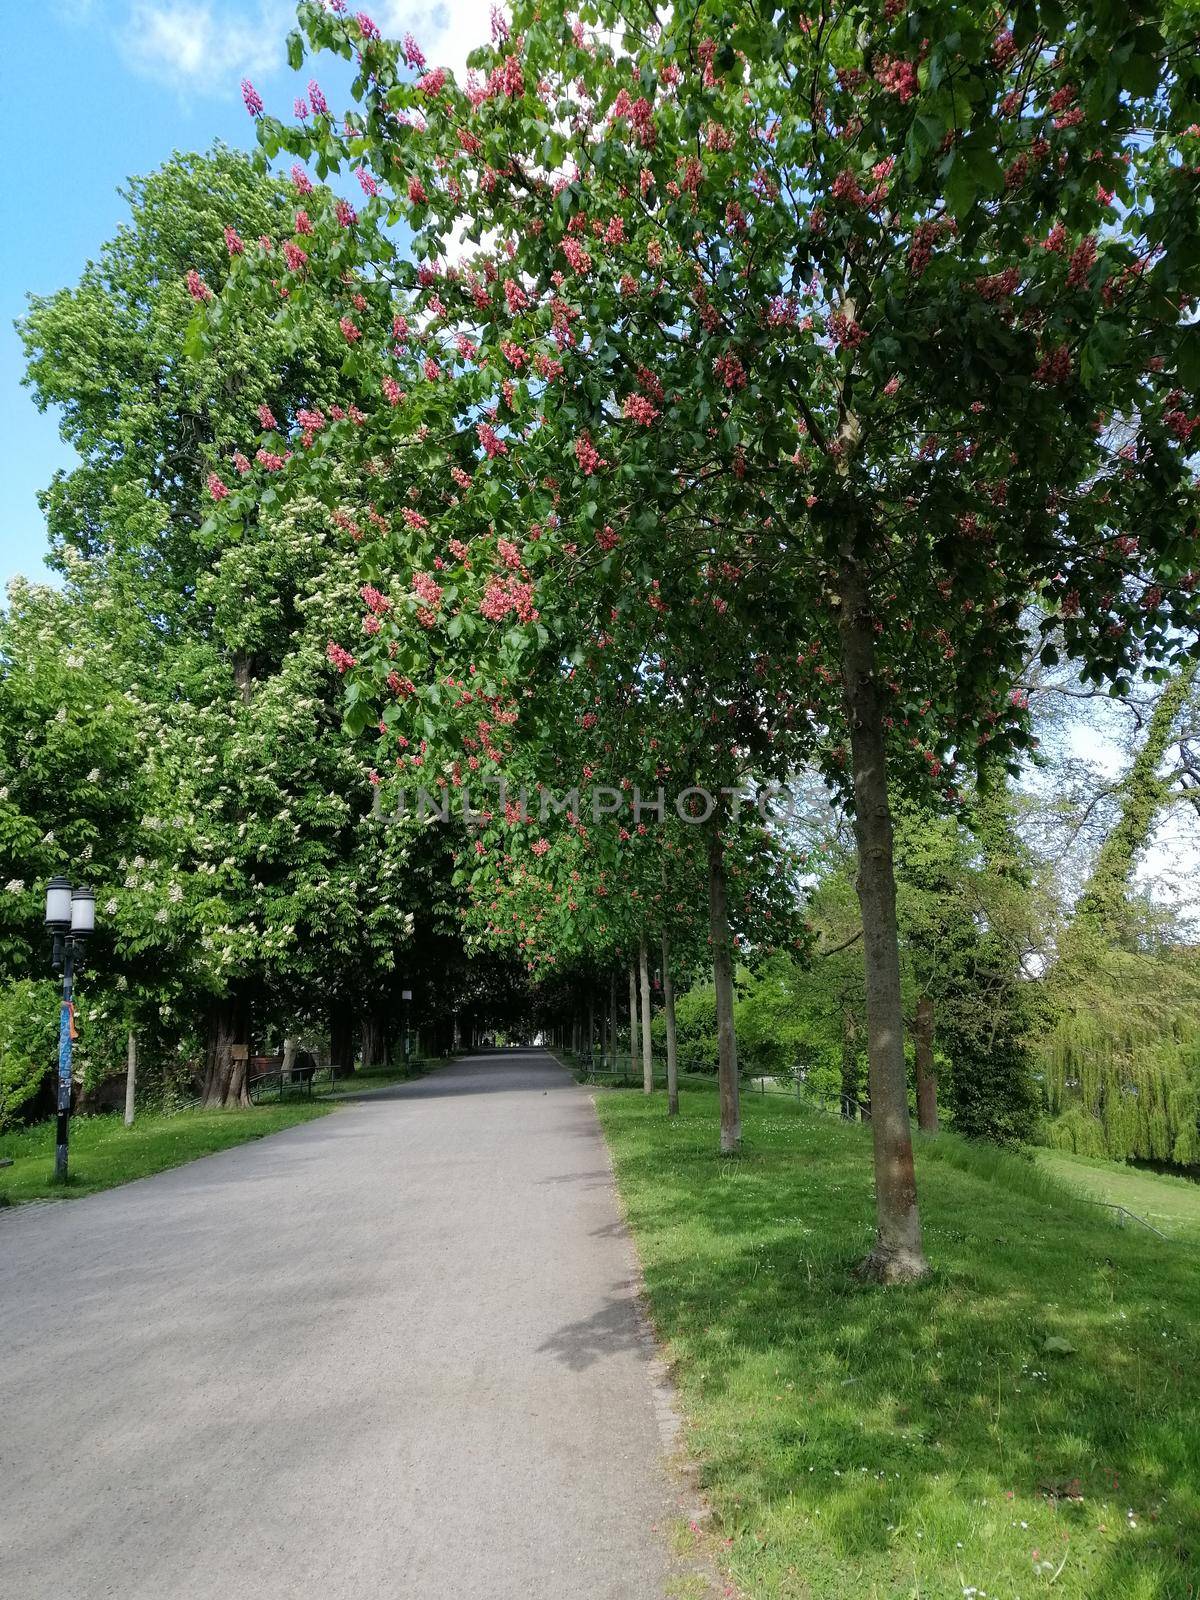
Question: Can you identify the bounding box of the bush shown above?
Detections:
[0,979,59,1126]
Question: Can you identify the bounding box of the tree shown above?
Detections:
[14,149,425,1109]
[202,1,1200,1277]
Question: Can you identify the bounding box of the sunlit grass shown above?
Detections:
[596,1085,1200,1600]
[0,1103,331,1205]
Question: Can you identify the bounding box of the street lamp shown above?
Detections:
[44,877,97,1183]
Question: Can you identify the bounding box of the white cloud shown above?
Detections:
[372,0,494,79]
[120,1,289,91]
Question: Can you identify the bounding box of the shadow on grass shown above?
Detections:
[589,1089,1200,1600]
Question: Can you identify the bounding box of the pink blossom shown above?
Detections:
[224,225,244,255]
[336,199,358,227]
[712,351,746,390]
[327,641,357,672]
[294,97,310,119]
[241,79,264,116]
[308,80,328,115]
[403,508,429,529]
[355,12,380,40]
[416,67,447,96]
[477,422,508,457]
[403,32,427,67]
[296,407,325,433]
[256,449,286,471]
[413,572,444,610]
[1066,235,1098,289]
[531,837,550,856]
[480,575,539,622]
[383,376,403,406]
[497,538,522,569]
[504,278,529,313]
[357,167,378,197]
[291,165,313,194]
[233,452,252,475]
[186,269,213,302]
[340,316,362,343]
[257,403,278,430]
[361,584,392,614]
[283,241,309,272]
[406,175,429,204]
[562,238,593,275]
[875,55,917,102]
[623,393,659,427]
[207,472,229,500]
[574,432,607,475]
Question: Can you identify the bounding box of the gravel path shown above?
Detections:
[0,1049,682,1599]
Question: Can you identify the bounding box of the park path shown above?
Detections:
[0,1049,684,1600]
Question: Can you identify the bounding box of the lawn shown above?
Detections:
[0,1102,331,1206]
[1034,1149,1200,1244]
[595,1086,1200,1600]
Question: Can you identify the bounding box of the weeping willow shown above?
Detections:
[1039,943,1200,1164]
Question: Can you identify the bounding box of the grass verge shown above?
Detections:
[0,1102,331,1206]
[594,1083,1200,1600]
[1033,1148,1200,1243]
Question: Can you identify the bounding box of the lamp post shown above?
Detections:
[44,877,96,1183]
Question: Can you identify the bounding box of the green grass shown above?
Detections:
[316,1056,453,1097]
[0,1102,331,1205]
[1033,1148,1200,1243]
[594,1085,1200,1600]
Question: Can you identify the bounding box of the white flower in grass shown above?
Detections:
[104,898,118,915]
[4,879,25,893]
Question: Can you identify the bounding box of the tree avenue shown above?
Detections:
[193,0,1200,1280]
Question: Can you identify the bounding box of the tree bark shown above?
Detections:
[628,963,639,1076]
[329,1002,356,1078]
[361,1008,387,1069]
[124,1030,138,1128]
[913,995,939,1133]
[638,930,654,1093]
[201,996,249,1109]
[841,1006,859,1119]
[707,829,741,1154]
[837,553,929,1282]
[587,989,595,1064]
[662,930,679,1117]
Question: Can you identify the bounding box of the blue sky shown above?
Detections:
[0,0,484,591]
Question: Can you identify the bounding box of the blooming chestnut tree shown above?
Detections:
[200,0,1200,1279]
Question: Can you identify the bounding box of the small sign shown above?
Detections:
[401,989,413,1001]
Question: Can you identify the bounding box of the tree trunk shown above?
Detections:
[841,1007,859,1119]
[707,829,741,1154]
[329,1002,356,1077]
[662,931,679,1117]
[837,553,929,1283]
[608,971,617,1067]
[361,1008,387,1069]
[124,1030,138,1128]
[628,963,639,1076]
[282,1036,298,1083]
[638,930,653,1093]
[201,996,249,1109]
[913,995,939,1133]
